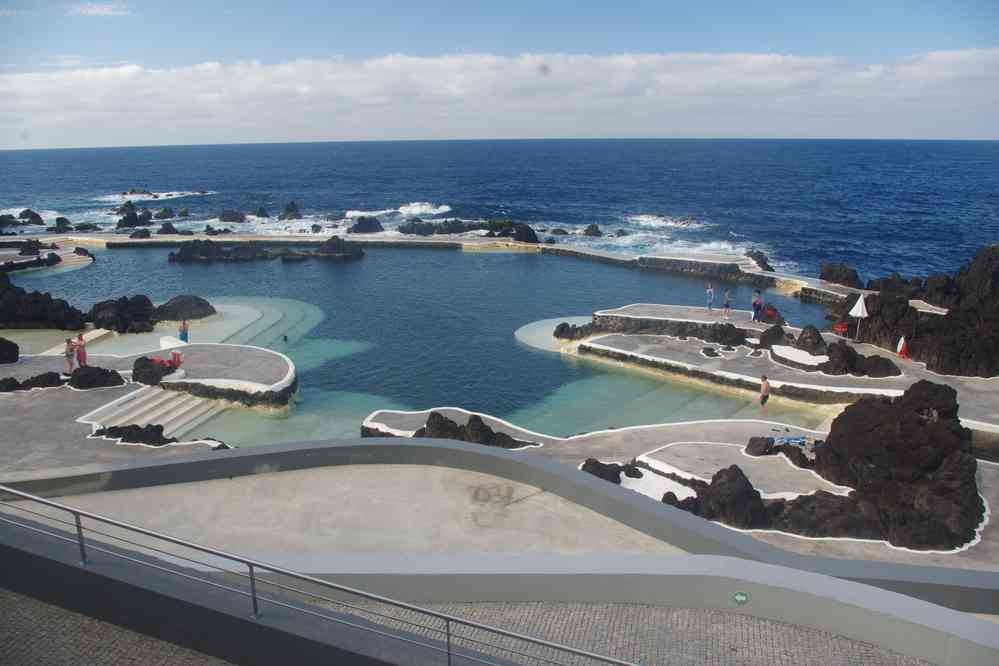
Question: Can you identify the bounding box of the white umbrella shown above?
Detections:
[849,295,869,340]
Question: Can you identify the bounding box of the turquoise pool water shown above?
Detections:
[16,246,831,443]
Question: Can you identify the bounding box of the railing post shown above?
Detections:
[74,513,87,565]
[445,618,452,666]
[248,563,260,618]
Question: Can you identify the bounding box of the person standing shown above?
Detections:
[760,375,771,412]
[706,283,715,312]
[75,333,88,368]
[723,288,732,319]
[751,290,762,322]
[64,338,76,374]
[179,319,190,343]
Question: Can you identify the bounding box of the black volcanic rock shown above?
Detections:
[68,366,125,390]
[74,223,98,231]
[178,208,189,217]
[745,437,774,456]
[745,249,774,272]
[0,337,18,364]
[278,202,302,220]
[154,207,175,220]
[794,325,827,355]
[219,210,246,223]
[53,217,73,232]
[553,321,594,340]
[550,228,569,235]
[505,223,539,243]
[820,262,862,288]
[583,224,602,237]
[413,411,537,449]
[153,295,216,321]
[311,224,322,233]
[19,371,67,391]
[157,222,179,235]
[347,216,384,234]
[314,236,364,260]
[255,207,270,218]
[88,295,155,333]
[129,229,151,239]
[132,356,174,385]
[581,458,642,484]
[614,229,630,237]
[662,465,767,530]
[168,240,271,263]
[94,424,177,446]
[18,209,44,225]
[137,209,153,224]
[758,325,789,349]
[813,380,982,549]
[0,273,86,329]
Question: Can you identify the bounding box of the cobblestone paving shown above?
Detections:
[318,599,936,666]
[0,587,231,665]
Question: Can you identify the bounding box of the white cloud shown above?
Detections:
[0,7,18,16]
[69,3,129,16]
[0,49,997,148]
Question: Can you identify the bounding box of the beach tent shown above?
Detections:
[849,295,869,340]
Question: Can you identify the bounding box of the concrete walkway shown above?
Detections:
[363,409,999,573]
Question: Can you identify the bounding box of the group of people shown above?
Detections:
[704,283,765,322]
[63,334,88,374]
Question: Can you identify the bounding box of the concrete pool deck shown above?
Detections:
[0,342,296,481]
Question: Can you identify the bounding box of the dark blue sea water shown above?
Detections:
[3,139,997,278]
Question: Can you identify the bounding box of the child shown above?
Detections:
[64,338,76,374]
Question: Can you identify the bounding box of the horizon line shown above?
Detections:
[3,136,998,152]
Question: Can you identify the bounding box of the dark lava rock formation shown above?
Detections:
[559,314,748,347]
[745,250,774,272]
[412,411,538,449]
[819,262,862,288]
[0,337,19,364]
[818,340,900,377]
[840,246,999,377]
[18,209,45,225]
[94,424,177,446]
[583,224,602,237]
[219,210,247,223]
[664,381,984,550]
[157,222,179,234]
[169,240,273,263]
[794,325,827,355]
[278,202,302,220]
[88,295,156,333]
[132,356,175,385]
[757,325,791,349]
[153,295,216,321]
[347,216,384,234]
[255,207,270,218]
[129,229,151,239]
[154,208,175,220]
[68,366,125,390]
[580,458,643,484]
[0,272,86,329]
[313,236,364,260]
[396,219,538,243]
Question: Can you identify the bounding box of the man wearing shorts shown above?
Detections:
[760,375,770,411]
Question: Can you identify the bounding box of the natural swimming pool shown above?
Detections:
[16,246,833,444]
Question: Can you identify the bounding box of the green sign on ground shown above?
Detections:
[732,591,749,606]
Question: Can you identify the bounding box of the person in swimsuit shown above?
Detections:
[760,375,770,411]
[723,289,732,319]
[64,338,75,374]
[179,319,189,343]
[751,290,762,322]
[75,333,87,368]
[706,283,714,312]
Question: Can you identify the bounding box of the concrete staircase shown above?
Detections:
[85,386,226,440]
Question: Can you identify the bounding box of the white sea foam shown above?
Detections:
[345,201,452,219]
[626,214,706,230]
[91,190,218,204]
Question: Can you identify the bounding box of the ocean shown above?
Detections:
[3,139,997,278]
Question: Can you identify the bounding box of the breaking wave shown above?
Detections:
[92,190,217,204]
[346,201,452,218]
[625,214,706,230]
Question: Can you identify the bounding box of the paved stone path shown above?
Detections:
[320,599,934,665]
[0,586,231,665]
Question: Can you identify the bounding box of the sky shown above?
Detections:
[0,1,997,148]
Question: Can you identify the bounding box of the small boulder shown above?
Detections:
[745,437,774,456]
[255,207,270,218]
[153,295,216,321]
[18,209,44,225]
[758,325,790,349]
[178,208,190,217]
[583,223,603,237]
[745,249,774,272]
[154,207,175,220]
[68,366,125,390]
[0,337,18,364]
[614,229,630,237]
[20,371,67,390]
[219,210,246,223]
[132,356,174,385]
[794,325,827,355]
[550,228,569,235]
[278,202,302,220]
[129,229,151,239]
[348,216,384,234]
[157,222,179,235]
[311,224,322,233]
[820,262,862,289]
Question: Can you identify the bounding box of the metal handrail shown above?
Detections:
[0,483,636,666]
